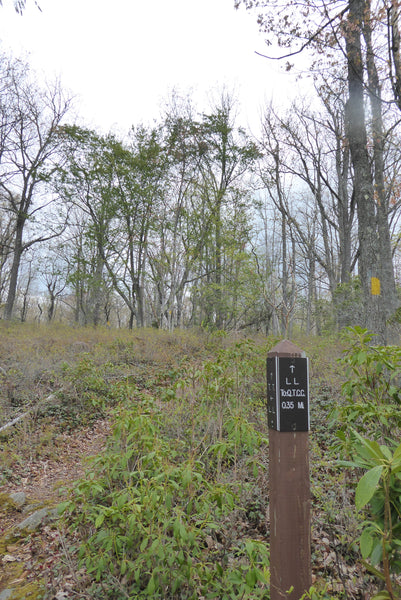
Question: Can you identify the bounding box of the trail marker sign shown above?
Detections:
[267,356,309,432]
[267,340,311,600]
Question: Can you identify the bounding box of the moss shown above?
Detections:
[0,526,24,554]
[6,581,45,599]
[0,561,24,594]
[0,559,44,597]
[0,532,45,598]
[0,492,19,512]
[0,532,19,553]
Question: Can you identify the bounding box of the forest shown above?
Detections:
[2,1,401,599]
[1,0,401,343]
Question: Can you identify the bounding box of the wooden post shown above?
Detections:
[267,340,311,600]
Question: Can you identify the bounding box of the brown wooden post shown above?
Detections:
[267,340,311,600]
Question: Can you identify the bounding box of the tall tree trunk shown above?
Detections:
[333,106,354,286]
[345,0,383,337]
[364,7,399,340]
[88,250,104,327]
[288,233,297,338]
[20,263,33,323]
[214,196,223,329]
[133,277,145,328]
[389,1,401,111]
[4,216,25,320]
[306,246,316,335]
[47,293,56,322]
[281,211,289,336]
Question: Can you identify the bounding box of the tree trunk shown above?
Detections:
[47,293,55,322]
[128,309,135,330]
[281,211,289,336]
[214,194,224,330]
[133,277,145,328]
[88,249,104,327]
[345,0,383,337]
[4,216,25,320]
[363,7,399,340]
[306,247,316,335]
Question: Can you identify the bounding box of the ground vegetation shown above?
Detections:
[0,324,401,598]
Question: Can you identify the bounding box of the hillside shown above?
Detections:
[0,323,398,599]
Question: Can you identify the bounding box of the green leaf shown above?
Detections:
[57,501,70,515]
[370,539,383,565]
[393,441,401,461]
[245,568,257,588]
[357,350,367,365]
[140,537,149,552]
[360,528,374,559]
[172,577,182,593]
[182,467,192,487]
[227,571,243,585]
[145,575,156,595]
[245,539,255,557]
[355,465,383,510]
[337,460,361,469]
[255,567,269,583]
[352,430,385,463]
[380,445,392,460]
[95,512,105,528]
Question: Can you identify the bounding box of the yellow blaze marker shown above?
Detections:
[371,277,381,295]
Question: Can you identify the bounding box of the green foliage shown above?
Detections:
[60,341,270,599]
[300,584,339,600]
[43,355,142,430]
[335,327,401,598]
[339,430,401,598]
[334,326,401,441]
[49,357,115,428]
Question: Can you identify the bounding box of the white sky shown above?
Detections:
[0,0,298,135]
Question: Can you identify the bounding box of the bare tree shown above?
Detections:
[0,55,72,319]
[238,0,400,340]
[0,192,15,305]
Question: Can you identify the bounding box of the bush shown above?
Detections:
[60,353,270,599]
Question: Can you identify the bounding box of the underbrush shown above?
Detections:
[60,397,269,599]
[2,323,399,599]
[0,324,208,480]
[332,327,401,600]
[58,338,272,599]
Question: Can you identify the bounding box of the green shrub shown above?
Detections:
[60,392,270,599]
[334,327,401,599]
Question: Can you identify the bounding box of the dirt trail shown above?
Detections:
[0,419,111,598]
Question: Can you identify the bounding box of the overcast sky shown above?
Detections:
[0,0,298,135]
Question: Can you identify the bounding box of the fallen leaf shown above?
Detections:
[3,554,18,562]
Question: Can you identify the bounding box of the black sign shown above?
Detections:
[267,356,309,432]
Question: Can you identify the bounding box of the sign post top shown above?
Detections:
[268,339,305,358]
